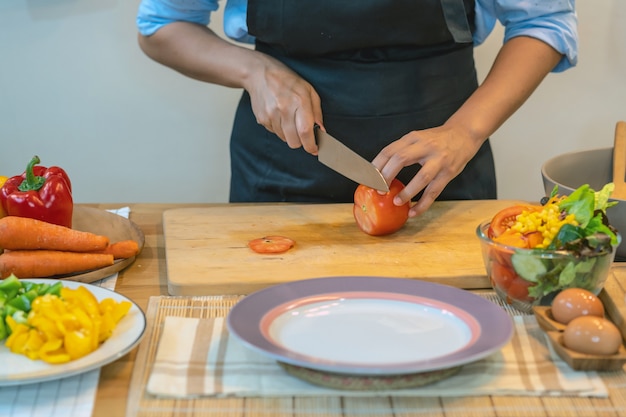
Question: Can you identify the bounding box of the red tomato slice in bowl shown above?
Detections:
[488,204,541,238]
[248,236,295,254]
[490,261,517,292]
[507,277,535,303]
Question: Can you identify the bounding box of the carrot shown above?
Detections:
[0,250,114,279]
[91,240,140,259]
[0,216,109,252]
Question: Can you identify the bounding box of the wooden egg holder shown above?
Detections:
[533,306,626,371]
[533,272,626,371]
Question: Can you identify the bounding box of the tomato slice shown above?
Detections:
[248,236,295,254]
[488,204,541,238]
[507,277,535,303]
[490,261,517,292]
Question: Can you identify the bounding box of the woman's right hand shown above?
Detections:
[138,22,324,155]
[244,55,324,155]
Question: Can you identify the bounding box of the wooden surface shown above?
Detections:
[163,200,521,295]
[613,121,626,199]
[86,202,626,417]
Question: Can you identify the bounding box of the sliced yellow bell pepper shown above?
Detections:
[4,288,131,364]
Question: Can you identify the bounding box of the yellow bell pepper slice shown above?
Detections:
[4,287,132,364]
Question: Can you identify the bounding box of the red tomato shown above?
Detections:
[490,261,517,292]
[487,204,541,238]
[507,277,534,303]
[248,236,295,254]
[353,179,410,236]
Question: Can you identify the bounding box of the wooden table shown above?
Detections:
[86,203,626,417]
[89,203,176,417]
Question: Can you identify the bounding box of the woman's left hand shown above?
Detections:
[372,123,482,218]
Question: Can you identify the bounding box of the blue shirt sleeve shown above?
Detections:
[475,0,578,72]
[136,0,255,43]
[136,0,218,37]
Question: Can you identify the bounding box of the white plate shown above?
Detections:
[0,279,146,386]
[228,276,514,375]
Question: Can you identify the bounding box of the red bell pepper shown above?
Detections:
[0,156,73,228]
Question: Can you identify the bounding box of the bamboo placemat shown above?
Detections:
[126,292,626,417]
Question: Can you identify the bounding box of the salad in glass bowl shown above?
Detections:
[476,183,621,313]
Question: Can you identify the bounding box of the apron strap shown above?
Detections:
[441,0,473,43]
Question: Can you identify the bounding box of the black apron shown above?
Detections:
[229,0,497,203]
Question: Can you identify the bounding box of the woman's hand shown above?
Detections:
[138,22,324,154]
[373,36,563,218]
[372,123,482,218]
[244,55,323,154]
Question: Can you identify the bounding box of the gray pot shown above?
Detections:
[541,147,625,260]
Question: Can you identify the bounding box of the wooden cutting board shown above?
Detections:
[163,200,527,295]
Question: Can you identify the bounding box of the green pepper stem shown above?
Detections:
[18,155,46,192]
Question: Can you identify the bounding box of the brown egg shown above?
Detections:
[563,316,622,355]
[551,288,604,324]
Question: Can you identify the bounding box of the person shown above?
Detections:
[136,0,577,217]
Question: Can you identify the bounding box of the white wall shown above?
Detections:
[1,1,624,204]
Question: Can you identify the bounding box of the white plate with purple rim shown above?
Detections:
[227,276,514,376]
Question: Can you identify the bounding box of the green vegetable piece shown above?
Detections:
[0,274,22,290]
[11,310,28,325]
[548,224,584,249]
[595,183,618,211]
[586,216,619,246]
[4,304,18,318]
[35,283,50,295]
[574,256,597,274]
[558,184,595,228]
[44,282,63,296]
[557,262,576,287]
[511,252,548,283]
[23,289,40,302]
[0,274,23,299]
[8,294,31,312]
[0,318,6,341]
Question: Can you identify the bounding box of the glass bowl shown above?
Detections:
[476,221,620,313]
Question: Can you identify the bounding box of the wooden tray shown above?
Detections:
[0,206,145,283]
[60,206,145,283]
[533,275,626,372]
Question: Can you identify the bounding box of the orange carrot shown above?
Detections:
[0,216,109,252]
[91,240,140,259]
[0,250,114,279]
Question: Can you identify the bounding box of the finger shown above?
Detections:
[408,186,440,217]
[282,109,302,149]
[392,166,434,206]
[302,92,323,155]
[291,90,322,155]
[298,122,317,154]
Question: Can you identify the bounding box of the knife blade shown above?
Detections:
[314,126,389,192]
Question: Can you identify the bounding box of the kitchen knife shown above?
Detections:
[314,126,390,192]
